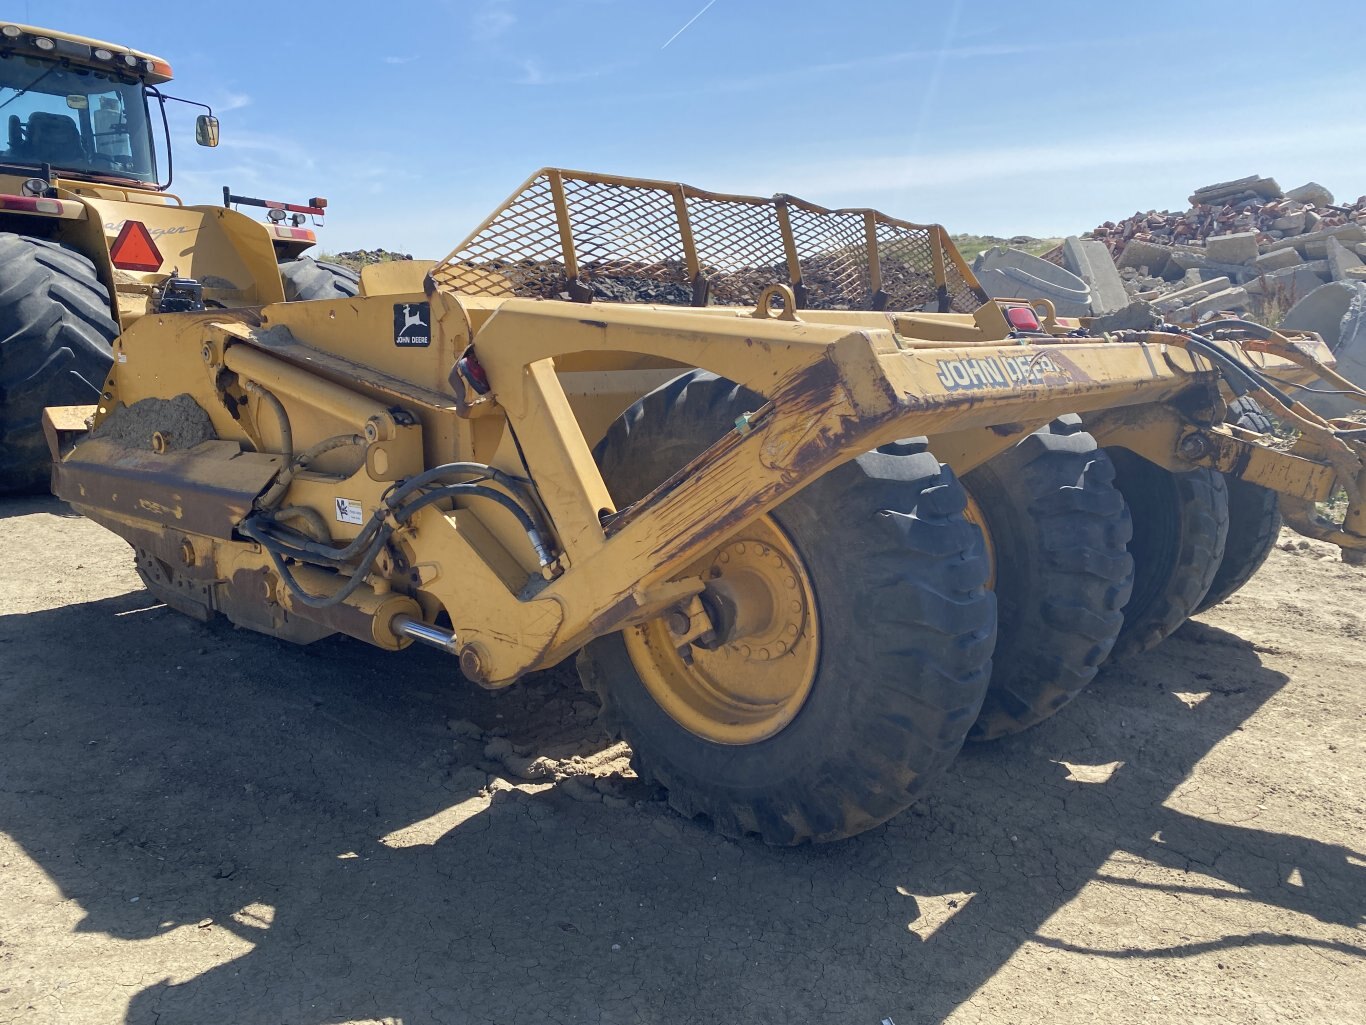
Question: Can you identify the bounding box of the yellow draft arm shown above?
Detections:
[404,293,1347,685]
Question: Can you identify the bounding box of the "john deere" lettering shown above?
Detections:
[934,352,1069,392]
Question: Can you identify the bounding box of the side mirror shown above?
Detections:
[194,114,220,148]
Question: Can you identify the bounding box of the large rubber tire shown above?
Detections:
[1195,398,1282,613]
[963,416,1134,741]
[278,256,360,301]
[0,234,117,494]
[577,371,997,844]
[1106,449,1229,659]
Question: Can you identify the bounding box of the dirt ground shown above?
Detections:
[0,495,1362,1025]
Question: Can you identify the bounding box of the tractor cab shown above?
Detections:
[0,24,216,195]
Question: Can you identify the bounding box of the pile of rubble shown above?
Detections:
[1075,175,1366,321]
[331,248,415,266]
[964,175,1366,415]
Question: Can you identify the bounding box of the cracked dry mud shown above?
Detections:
[1,495,1362,1025]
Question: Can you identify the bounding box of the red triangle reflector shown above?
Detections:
[109,220,163,272]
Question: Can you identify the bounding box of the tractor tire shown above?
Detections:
[278,257,360,302]
[577,370,997,845]
[1106,449,1229,659]
[0,234,117,494]
[1194,399,1282,613]
[963,416,1134,742]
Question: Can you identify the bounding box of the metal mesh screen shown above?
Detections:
[785,204,872,309]
[686,196,787,306]
[874,219,941,312]
[559,176,691,303]
[434,174,566,298]
[432,169,987,314]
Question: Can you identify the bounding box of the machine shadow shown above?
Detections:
[0,589,1359,1025]
[0,493,78,521]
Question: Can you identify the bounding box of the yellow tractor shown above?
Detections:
[0,22,355,491]
[45,169,1366,844]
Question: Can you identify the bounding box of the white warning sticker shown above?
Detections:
[334,498,364,525]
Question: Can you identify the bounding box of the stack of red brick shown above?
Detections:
[1083,176,1366,259]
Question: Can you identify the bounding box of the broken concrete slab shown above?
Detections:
[973,246,1093,316]
[1187,287,1250,319]
[1306,233,1366,260]
[1092,301,1160,333]
[1245,264,1328,303]
[1167,249,1256,282]
[1280,280,1364,348]
[1265,223,1366,257]
[1153,276,1231,313]
[1205,231,1260,265]
[1272,211,1307,234]
[1116,238,1174,277]
[1189,175,1282,206]
[1326,237,1365,281]
[1252,247,1304,273]
[1285,182,1334,207]
[1062,236,1128,314]
[1286,282,1366,418]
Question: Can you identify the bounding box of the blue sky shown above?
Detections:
[28,0,1366,257]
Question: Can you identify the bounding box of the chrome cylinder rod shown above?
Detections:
[392,614,459,655]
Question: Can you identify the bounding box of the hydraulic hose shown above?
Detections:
[1151,325,1297,409]
[240,475,554,608]
[244,381,293,464]
[393,484,552,565]
[257,433,365,511]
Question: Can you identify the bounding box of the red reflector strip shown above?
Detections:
[0,193,79,218]
[268,226,316,242]
[109,220,163,272]
[1005,305,1042,332]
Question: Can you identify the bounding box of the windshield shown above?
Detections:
[0,51,157,183]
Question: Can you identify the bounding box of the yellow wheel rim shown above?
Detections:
[962,487,997,590]
[623,515,820,745]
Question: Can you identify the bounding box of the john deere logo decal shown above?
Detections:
[394,302,430,347]
[934,352,1069,392]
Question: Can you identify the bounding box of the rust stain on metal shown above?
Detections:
[584,591,646,642]
[53,439,280,540]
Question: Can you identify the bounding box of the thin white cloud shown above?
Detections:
[735,123,1360,200]
[217,92,252,112]
[513,58,628,87]
[211,129,319,174]
[384,55,419,65]
[474,1,516,40]
[639,42,1041,98]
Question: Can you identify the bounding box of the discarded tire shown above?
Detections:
[1195,398,1282,612]
[963,416,1133,741]
[0,234,117,494]
[1107,449,1229,658]
[579,370,996,844]
[278,256,360,302]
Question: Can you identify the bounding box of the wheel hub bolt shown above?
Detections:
[1179,434,1209,459]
